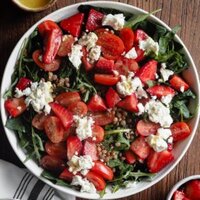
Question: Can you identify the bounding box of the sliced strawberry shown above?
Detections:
[57,35,75,57]
[147,85,175,98]
[91,111,114,126]
[170,122,191,142]
[4,97,26,117]
[88,125,105,143]
[60,13,84,37]
[124,150,136,164]
[32,113,49,130]
[59,168,74,182]
[169,75,189,92]
[87,94,107,112]
[114,57,139,76]
[83,140,98,161]
[68,101,88,116]
[55,92,81,107]
[66,136,83,160]
[105,87,121,108]
[147,150,174,173]
[49,102,73,130]
[185,180,200,200]
[136,60,158,84]
[44,116,65,144]
[94,74,119,86]
[119,27,135,52]
[16,77,31,91]
[82,47,94,71]
[117,94,138,112]
[173,190,188,200]
[136,120,160,136]
[95,57,114,74]
[91,161,114,181]
[135,46,145,62]
[86,9,104,31]
[130,137,151,160]
[135,29,148,43]
[85,171,106,191]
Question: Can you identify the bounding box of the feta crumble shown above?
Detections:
[161,94,173,106]
[124,47,137,59]
[102,13,125,30]
[157,128,173,144]
[71,175,96,193]
[78,32,98,50]
[15,81,53,114]
[88,45,101,63]
[139,36,159,55]
[68,44,83,69]
[160,63,174,82]
[73,115,94,141]
[137,103,145,115]
[145,99,173,127]
[67,155,94,175]
[180,86,185,92]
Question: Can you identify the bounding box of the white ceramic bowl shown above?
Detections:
[1,1,200,199]
[167,175,200,200]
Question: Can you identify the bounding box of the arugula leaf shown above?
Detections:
[6,117,27,133]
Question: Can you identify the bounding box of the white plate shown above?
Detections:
[1,1,200,199]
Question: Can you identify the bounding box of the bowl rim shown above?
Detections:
[166,175,200,200]
[1,1,200,199]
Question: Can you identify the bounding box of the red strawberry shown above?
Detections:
[169,75,189,92]
[16,77,31,91]
[87,94,107,112]
[66,136,83,160]
[135,29,148,43]
[4,97,26,117]
[173,190,188,200]
[49,102,73,130]
[83,140,98,161]
[147,85,175,98]
[82,47,94,71]
[147,150,174,173]
[185,180,200,200]
[124,150,136,164]
[117,94,138,112]
[86,9,104,31]
[60,13,84,37]
[95,57,114,74]
[59,168,74,182]
[105,87,121,108]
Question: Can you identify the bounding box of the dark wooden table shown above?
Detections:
[0,0,199,200]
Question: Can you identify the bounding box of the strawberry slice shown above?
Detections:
[135,29,148,43]
[169,75,189,92]
[124,150,136,164]
[94,74,119,86]
[105,87,121,108]
[66,136,83,160]
[87,125,105,143]
[136,60,158,84]
[91,111,114,126]
[49,102,73,130]
[135,46,145,62]
[16,77,31,91]
[82,47,94,71]
[147,85,175,98]
[86,9,104,31]
[130,137,151,160]
[95,57,114,74]
[59,168,74,182]
[87,94,107,112]
[173,190,188,200]
[147,150,174,173]
[60,13,84,37]
[4,97,26,117]
[117,94,138,112]
[185,180,200,200]
[83,140,98,161]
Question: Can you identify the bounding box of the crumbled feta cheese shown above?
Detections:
[71,175,96,193]
[180,86,185,92]
[124,47,137,59]
[139,37,159,55]
[116,73,147,98]
[88,45,101,63]
[68,44,83,69]
[78,32,98,50]
[137,103,145,115]
[161,94,173,106]
[147,134,168,152]
[145,99,173,127]
[160,63,174,81]
[73,115,94,140]
[15,81,53,114]
[102,13,125,30]
[157,128,173,144]
[67,155,94,175]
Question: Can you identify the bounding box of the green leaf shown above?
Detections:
[105,129,131,135]
[125,9,161,28]
[99,188,106,198]
[5,117,27,132]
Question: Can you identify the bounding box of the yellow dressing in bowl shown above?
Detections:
[18,0,51,8]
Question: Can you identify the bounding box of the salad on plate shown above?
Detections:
[4,5,196,195]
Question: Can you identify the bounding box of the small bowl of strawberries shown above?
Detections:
[167,175,200,200]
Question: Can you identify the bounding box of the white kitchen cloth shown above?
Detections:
[0,159,75,200]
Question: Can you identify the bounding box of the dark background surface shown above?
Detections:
[0,0,199,199]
